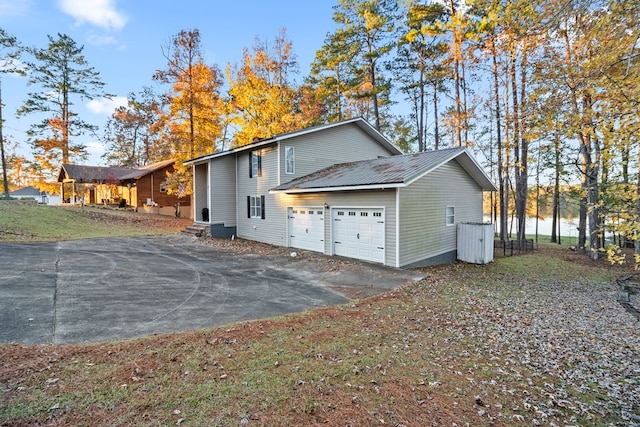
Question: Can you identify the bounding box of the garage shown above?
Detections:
[332,208,385,263]
[288,207,325,252]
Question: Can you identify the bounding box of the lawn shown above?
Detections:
[1,202,638,426]
[0,201,192,242]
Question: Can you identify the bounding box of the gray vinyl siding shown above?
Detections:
[276,190,397,266]
[398,160,483,267]
[209,156,236,227]
[237,146,286,246]
[278,124,397,184]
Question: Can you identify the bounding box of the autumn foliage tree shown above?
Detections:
[226,29,320,147]
[153,28,224,194]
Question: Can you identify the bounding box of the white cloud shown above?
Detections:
[86,141,106,157]
[58,0,127,31]
[86,33,118,46]
[86,96,128,115]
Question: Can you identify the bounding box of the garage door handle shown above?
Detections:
[357,233,359,239]
[306,228,308,233]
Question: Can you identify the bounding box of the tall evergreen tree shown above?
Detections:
[395,1,449,151]
[0,28,23,198]
[17,33,106,179]
[321,0,398,131]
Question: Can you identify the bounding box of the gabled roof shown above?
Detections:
[119,159,175,180]
[58,160,175,183]
[184,117,402,165]
[58,164,134,183]
[270,147,497,193]
[10,185,42,196]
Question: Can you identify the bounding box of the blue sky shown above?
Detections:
[0,0,337,165]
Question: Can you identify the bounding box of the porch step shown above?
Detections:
[182,223,209,237]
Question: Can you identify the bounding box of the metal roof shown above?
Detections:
[271,147,497,193]
[58,160,175,183]
[184,117,402,165]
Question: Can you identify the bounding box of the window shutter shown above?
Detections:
[260,195,265,219]
[257,154,262,177]
[247,196,251,218]
[249,153,253,178]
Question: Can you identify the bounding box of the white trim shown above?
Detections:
[249,196,262,218]
[403,150,463,187]
[184,118,402,166]
[235,155,238,230]
[277,144,281,185]
[403,149,496,191]
[446,205,456,226]
[395,187,400,268]
[270,183,400,194]
[284,146,295,174]
[207,162,211,224]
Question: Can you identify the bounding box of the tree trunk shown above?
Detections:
[432,81,440,150]
[449,0,462,147]
[491,37,507,243]
[510,43,526,245]
[551,132,561,243]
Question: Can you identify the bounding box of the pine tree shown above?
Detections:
[17,33,106,179]
[0,28,23,198]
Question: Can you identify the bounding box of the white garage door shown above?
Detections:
[288,207,325,253]
[332,208,385,263]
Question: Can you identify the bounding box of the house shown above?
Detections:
[185,118,496,267]
[57,160,192,218]
[7,185,43,201]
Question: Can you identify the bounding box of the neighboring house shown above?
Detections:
[8,185,43,201]
[1,186,60,204]
[185,118,496,267]
[57,160,192,218]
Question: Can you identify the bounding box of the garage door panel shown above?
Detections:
[289,207,324,253]
[332,208,384,264]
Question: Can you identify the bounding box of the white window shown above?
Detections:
[285,146,295,174]
[250,151,262,177]
[248,196,264,219]
[446,206,455,226]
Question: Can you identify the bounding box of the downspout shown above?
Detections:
[396,187,400,268]
[207,162,211,223]
[192,163,197,221]
[235,154,238,235]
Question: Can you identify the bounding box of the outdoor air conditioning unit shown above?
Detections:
[457,222,494,264]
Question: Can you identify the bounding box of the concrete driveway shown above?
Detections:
[0,235,422,344]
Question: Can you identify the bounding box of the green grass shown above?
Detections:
[0,201,188,242]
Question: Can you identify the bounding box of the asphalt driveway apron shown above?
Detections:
[0,235,422,344]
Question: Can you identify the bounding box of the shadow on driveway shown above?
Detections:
[0,235,423,344]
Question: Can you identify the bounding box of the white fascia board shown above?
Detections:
[269,183,404,194]
[403,150,464,187]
